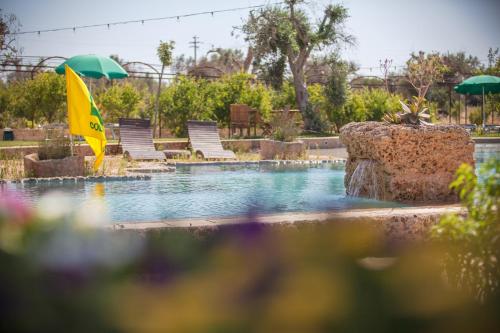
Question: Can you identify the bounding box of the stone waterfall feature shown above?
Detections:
[346,159,381,199]
[340,122,475,202]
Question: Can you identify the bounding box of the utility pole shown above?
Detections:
[189,36,202,66]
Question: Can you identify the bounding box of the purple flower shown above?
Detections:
[0,190,33,225]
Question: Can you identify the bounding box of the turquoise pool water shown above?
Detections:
[7,163,404,222]
[4,146,499,223]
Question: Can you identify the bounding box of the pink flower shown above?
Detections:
[0,190,33,225]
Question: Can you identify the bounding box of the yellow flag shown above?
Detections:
[65,65,107,171]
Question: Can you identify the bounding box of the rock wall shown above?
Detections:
[260,140,307,160]
[24,153,85,177]
[340,122,475,202]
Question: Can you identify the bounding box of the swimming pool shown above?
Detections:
[6,163,405,222]
[3,146,499,223]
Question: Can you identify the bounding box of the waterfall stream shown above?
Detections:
[347,160,380,200]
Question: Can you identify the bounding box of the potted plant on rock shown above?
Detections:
[260,108,306,160]
[24,136,85,178]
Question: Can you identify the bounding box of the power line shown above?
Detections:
[12,3,285,36]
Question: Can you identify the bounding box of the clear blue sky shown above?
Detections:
[2,0,499,74]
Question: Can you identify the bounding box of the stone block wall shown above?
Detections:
[260,140,307,160]
[340,122,475,202]
[24,153,85,177]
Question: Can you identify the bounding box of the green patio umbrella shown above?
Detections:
[454,75,500,128]
[55,55,128,153]
[55,54,128,79]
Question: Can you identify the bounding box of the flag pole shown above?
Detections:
[69,134,74,156]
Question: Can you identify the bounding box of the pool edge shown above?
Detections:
[107,204,463,240]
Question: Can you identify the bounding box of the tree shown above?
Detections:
[0,81,10,127]
[7,73,66,127]
[0,10,21,64]
[242,0,353,130]
[32,72,66,124]
[324,58,351,110]
[253,53,287,90]
[153,40,175,137]
[173,48,251,75]
[159,76,213,137]
[202,48,246,73]
[486,47,499,75]
[483,48,500,123]
[270,81,296,109]
[109,54,125,66]
[441,52,482,80]
[379,58,393,92]
[172,54,195,74]
[98,83,142,123]
[403,51,447,118]
[406,52,447,100]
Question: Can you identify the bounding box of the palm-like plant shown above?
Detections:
[398,96,432,125]
[383,96,432,125]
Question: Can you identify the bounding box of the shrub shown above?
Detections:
[160,73,273,137]
[38,137,71,160]
[270,81,296,109]
[210,73,272,126]
[160,76,213,137]
[326,88,401,131]
[432,158,500,301]
[362,88,401,121]
[97,83,143,123]
[270,108,300,142]
[469,107,488,126]
[342,91,368,121]
[306,84,331,133]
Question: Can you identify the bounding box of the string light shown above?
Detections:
[12,2,285,36]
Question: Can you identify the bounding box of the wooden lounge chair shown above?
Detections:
[187,120,236,159]
[118,118,165,160]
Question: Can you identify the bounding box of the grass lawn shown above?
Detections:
[472,132,500,137]
[0,141,40,147]
[0,137,189,148]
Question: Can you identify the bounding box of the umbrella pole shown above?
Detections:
[482,86,485,130]
[491,94,494,125]
[465,95,468,125]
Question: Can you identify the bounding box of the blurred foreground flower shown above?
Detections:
[0,190,33,253]
[1,187,500,332]
[0,190,32,224]
[1,191,143,270]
